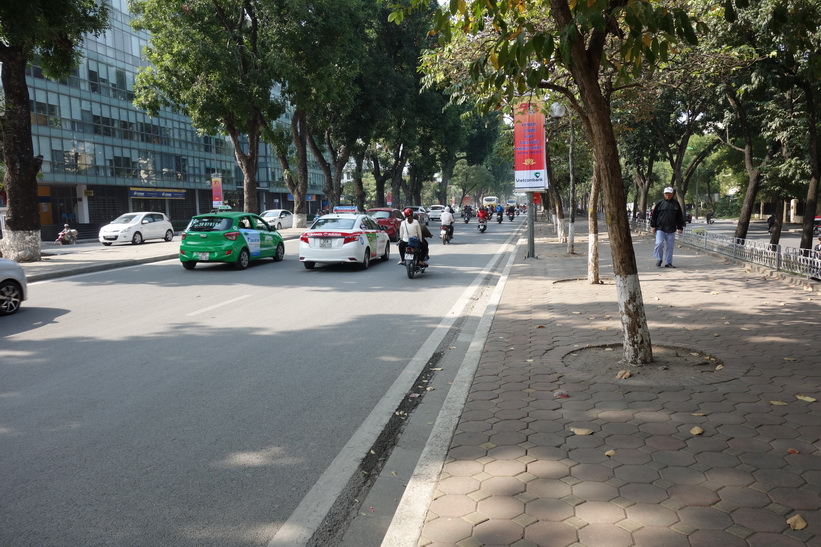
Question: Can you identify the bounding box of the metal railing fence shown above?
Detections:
[630,218,821,281]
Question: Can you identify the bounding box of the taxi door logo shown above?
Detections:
[242,229,261,255]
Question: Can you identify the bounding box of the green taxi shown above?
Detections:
[179,212,285,270]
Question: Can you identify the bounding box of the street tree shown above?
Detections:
[131,0,286,216]
[393,0,705,364]
[698,0,820,247]
[0,0,108,261]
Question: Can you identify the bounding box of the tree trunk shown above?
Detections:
[553,0,653,364]
[588,164,601,284]
[308,131,336,210]
[226,118,261,215]
[439,158,456,205]
[370,154,389,207]
[288,109,310,228]
[545,151,566,241]
[725,87,776,241]
[769,198,784,246]
[0,46,43,261]
[798,82,819,251]
[353,151,366,212]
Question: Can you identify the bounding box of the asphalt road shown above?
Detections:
[0,219,522,546]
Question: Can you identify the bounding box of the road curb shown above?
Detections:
[26,253,180,283]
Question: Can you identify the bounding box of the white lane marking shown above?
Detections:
[381,237,520,546]
[186,294,251,316]
[268,228,524,547]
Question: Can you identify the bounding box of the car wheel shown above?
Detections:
[0,280,24,316]
[381,242,390,261]
[234,248,250,270]
[276,222,282,230]
[303,261,316,270]
[273,242,285,262]
[182,261,197,270]
[164,229,174,242]
[359,249,371,270]
[132,231,143,245]
[102,242,112,246]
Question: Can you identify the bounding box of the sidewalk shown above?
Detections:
[403,226,821,546]
[17,227,305,282]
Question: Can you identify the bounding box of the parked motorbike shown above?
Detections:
[55,226,78,245]
[478,218,487,233]
[404,242,428,279]
[440,225,452,245]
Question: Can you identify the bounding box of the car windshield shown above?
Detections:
[311,218,356,230]
[368,211,391,220]
[111,214,139,224]
[186,217,234,232]
[261,211,279,217]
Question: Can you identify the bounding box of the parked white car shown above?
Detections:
[0,258,27,316]
[98,212,174,245]
[260,209,294,230]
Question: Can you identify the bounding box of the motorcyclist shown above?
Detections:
[56,224,76,244]
[477,207,489,224]
[507,205,515,217]
[440,206,455,239]
[496,204,504,218]
[398,208,428,267]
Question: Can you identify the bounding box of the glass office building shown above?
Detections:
[15,0,325,234]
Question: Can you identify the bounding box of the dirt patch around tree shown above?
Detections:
[560,344,733,386]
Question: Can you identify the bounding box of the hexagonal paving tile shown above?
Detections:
[619,483,668,504]
[473,518,525,545]
[678,506,734,529]
[625,502,680,527]
[429,495,478,518]
[575,501,626,524]
[524,520,579,546]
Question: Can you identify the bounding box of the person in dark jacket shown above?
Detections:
[650,187,685,268]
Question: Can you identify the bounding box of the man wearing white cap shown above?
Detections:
[650,186,685,268]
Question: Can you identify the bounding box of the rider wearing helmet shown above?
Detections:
[399,208,428,266]
[440,206,455,239]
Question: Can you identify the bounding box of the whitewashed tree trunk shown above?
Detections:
[0,230,42,262]
[587,232,599,283]
[567,222,575,254]
[615,273,653,364]
[293,213,308,229]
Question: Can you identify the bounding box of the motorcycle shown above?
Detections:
[497,213,504,224]
[463,212,470,223]
[55,227,78,245]
[440,225,452,245]
[478,218,487,233]
[508,212,515,221]
[404,241,428,279]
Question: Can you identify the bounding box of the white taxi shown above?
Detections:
[299,214,390,270]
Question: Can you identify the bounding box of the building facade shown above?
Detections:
[5,0,325,236]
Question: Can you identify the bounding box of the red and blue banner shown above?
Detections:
[514,101,547,191]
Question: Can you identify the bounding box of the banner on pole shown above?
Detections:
[211,174,223,208]
[514,101,547,191]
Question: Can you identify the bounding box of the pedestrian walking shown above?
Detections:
[651,186,685,268]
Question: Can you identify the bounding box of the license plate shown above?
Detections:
[197,252,210,261]
[405,253,413,260]
[320,239,332,248]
